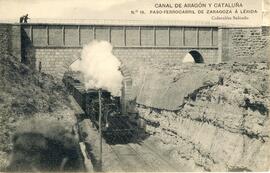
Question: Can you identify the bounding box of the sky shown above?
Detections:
[0,0,269,26]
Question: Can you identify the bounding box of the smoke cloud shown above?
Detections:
[70,41,123,96]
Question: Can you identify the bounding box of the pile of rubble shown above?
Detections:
[139,62,270,171]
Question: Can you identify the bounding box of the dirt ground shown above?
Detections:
[0,53,77,170]
[138,61,270,171]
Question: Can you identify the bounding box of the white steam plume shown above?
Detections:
[70,41,123,96]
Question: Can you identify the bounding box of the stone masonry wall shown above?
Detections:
[221,27,270,62]
[34,47,218,79]
[35,48,81,78]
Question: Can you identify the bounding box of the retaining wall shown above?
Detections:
[220,27,270,62]
[33,47,218,79]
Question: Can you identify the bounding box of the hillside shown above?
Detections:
[0,53,77,170]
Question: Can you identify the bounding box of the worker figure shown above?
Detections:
[23,14,30,23]
[19,14,30,23]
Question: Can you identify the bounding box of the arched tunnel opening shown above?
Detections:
[182,50,204,63]
[189,50,204,63]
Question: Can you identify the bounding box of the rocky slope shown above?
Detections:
[0,53,77,170]
[135,63,220,110]
[138,62,270,171]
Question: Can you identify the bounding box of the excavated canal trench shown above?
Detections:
[1,38,269,172]
[74,61,270,172]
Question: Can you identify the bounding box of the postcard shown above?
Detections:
[0,0,269,172]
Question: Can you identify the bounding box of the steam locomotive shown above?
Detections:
[63,71,145,141]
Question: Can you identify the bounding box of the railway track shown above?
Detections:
[80,119,188,172]
[79,120,188,172]
[139,140,188,171]
[108,144,153,172]
[107,133,154,172]
[107,135,186,172]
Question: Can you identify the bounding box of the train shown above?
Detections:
[63,71,145,141]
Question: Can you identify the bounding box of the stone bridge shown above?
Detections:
[1,22,268,89]
[20,23,221,78]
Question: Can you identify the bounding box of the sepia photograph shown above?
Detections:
[0,0,269,172]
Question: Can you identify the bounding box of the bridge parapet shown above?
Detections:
[21,23,218,49]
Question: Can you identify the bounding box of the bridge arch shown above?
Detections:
[182,50,204,63]
[189,50,204,63]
